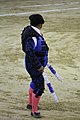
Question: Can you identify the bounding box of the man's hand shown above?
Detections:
[38,66,44,73]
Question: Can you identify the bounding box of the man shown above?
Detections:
[21,14,49,118]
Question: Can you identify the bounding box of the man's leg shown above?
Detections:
[32,93,40,113]
[27,87,33,109]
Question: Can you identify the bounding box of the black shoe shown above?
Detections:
[27,104,32,109]
[31,112,41,118]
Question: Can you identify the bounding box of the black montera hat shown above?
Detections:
[29,14,45,27]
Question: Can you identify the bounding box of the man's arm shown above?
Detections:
[25,37,43,72]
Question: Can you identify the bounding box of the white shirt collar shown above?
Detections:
[31,26,41,35]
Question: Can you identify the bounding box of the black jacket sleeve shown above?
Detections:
[24,37,42,69]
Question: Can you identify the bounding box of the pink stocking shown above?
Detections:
[32,93,40,113]
[28,87,33,105]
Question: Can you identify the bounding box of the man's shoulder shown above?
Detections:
[22,25,40,38]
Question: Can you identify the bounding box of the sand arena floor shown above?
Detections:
[0,0,80,120]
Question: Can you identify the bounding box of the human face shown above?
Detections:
[37,24,43,30]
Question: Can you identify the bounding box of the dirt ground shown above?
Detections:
[0,0,80,120]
